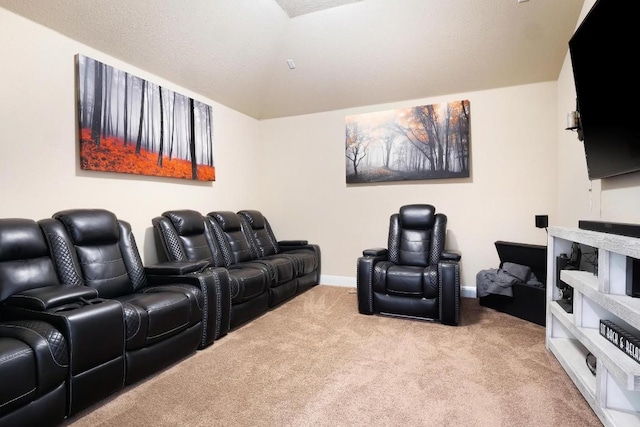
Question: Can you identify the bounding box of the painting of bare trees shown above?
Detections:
[345,100,470,183]
[76,55,215,181]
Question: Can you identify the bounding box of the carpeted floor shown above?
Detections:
[63,285,602,426]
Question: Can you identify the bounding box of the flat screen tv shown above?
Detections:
[568,0,640,180]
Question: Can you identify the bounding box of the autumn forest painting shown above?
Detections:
[345,100,470,183]
[77,55,215,181]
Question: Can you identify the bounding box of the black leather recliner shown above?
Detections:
[0,217,125,418]
[207,211,300,309]
[153,209,321,329]
[237,209,321,297]
[38,209,212,386]
[356,204,461,326]
[152,209,270,330]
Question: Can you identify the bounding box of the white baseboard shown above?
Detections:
[460,285,476,298]
[320,275,477,299]
[320,275,356,287]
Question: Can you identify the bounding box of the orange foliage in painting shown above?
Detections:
[79,129,215,181]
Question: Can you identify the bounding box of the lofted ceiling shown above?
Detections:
[0,0,584,120]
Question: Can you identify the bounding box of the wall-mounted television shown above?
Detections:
[569,0,640,180]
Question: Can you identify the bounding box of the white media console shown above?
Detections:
[547,226,640,426]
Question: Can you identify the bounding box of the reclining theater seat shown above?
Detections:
[0,219,70,426]
[237,210,321,296]
[39,209,206,386]
[152,209,269,330]
[356,204,461,326]
[0,217,125,418]
[0,319,68,427]
[207,211,299,308]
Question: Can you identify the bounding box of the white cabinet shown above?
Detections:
[547,227,640,427]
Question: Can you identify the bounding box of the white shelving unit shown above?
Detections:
[547,226,640,427]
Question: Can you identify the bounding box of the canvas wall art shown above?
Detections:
[345,100,470,183]
[76,54,215,181]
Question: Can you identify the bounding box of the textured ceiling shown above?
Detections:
[0,0,584,120]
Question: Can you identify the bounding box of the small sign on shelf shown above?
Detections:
[600,319,640,365]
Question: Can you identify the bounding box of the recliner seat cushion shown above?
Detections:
[116,291,195,349]
[385,265,424,297]
[255,255,295,285]
[373,262,439,300]
[279,249,317,276]
[227,266,269,304]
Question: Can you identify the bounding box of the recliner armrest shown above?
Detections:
[363,247,388,257]
[6,285,99,311]
[144,260,209,275]
[441,250,461,262]
[0,320,69,391]
[438,262,460,326]
[279,240,308,246]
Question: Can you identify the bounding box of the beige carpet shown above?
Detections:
[64,285,601,426]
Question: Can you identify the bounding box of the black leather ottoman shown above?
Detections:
[478,241,547,326]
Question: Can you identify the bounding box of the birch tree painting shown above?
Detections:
[345,100,470,183]
[77,55,215,181]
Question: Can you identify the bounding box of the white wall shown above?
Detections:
[1,6,562,296]
[556,0,640,228]
[257,83,558,292]
[0,8,261,265]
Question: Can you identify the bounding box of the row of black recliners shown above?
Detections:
[0,208,320,427]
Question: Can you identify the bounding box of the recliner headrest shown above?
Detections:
[208,211,241,232]
[163,210,205,236]
[238,210,265,229]
[53,209,120,245]
[399,204,435,229]
[0,218,50,261]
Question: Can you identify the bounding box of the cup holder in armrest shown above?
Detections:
[47,297,113,313]
[7,285,100,311]
[49,302,84,313]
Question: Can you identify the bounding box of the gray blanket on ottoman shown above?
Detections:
[476,262,542,297]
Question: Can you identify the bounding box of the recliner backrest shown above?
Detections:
[40,209,147,299]
[153,210,223,267]
[237,210,280,258]
[0,218,62,303]
[388,204,446,267]
[207,211,254,265]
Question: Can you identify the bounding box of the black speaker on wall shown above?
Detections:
[536,215,548,229]
[626,258,640,298]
